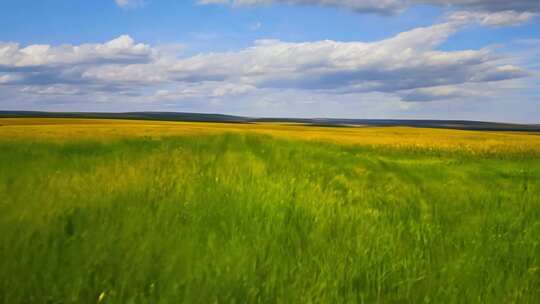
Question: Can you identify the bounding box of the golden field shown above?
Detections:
[1,118,539,154]
[1,117,540,303]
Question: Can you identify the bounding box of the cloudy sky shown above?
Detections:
[0,0,539,122]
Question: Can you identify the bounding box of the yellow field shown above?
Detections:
[2,117,540,303]
[1,118,539,154]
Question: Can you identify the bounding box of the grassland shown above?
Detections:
[1,118,539,303]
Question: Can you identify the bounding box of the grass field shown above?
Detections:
[1,118,540,303]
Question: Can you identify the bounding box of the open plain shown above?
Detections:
[1,118,539,303]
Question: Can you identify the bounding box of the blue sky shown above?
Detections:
[0,0,539,122]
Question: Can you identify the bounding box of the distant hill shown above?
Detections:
[0,111,248,123]
[1,111,539,132]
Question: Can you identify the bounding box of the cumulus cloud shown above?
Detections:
[399,84,492,102]
[0,18,530,104]
[448,10,537,26]
[424,0,540,13]
[0,35,151,70]
[198,0,540,16]
[158,20,527,97]
[198,0,405,14]
[19,85,82,96]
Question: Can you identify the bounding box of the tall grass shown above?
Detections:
[1,134,539,303]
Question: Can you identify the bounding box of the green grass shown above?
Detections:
[1,134,539,303]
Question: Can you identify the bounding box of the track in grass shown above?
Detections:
[1,119,539,303]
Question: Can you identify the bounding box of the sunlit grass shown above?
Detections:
[0,119,539,303]
[1,118,540,154]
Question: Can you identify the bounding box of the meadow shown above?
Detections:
[1,118,539,303]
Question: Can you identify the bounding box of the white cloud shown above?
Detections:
[198,0,540,16]
[0,74,22,84]
[212,83,256,97]
[0,35,152,68]
[197,0,230,4]
[20,85,81,96]
[420,0,540,13]
[115,0,147,8]
[197,0,405,14]
[399,84,491,101]
[0,18,530,106]
[449,10,537,26]
[156,20,526,97]
[115,0,129,7]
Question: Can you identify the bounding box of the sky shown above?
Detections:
[0,0,539,123]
